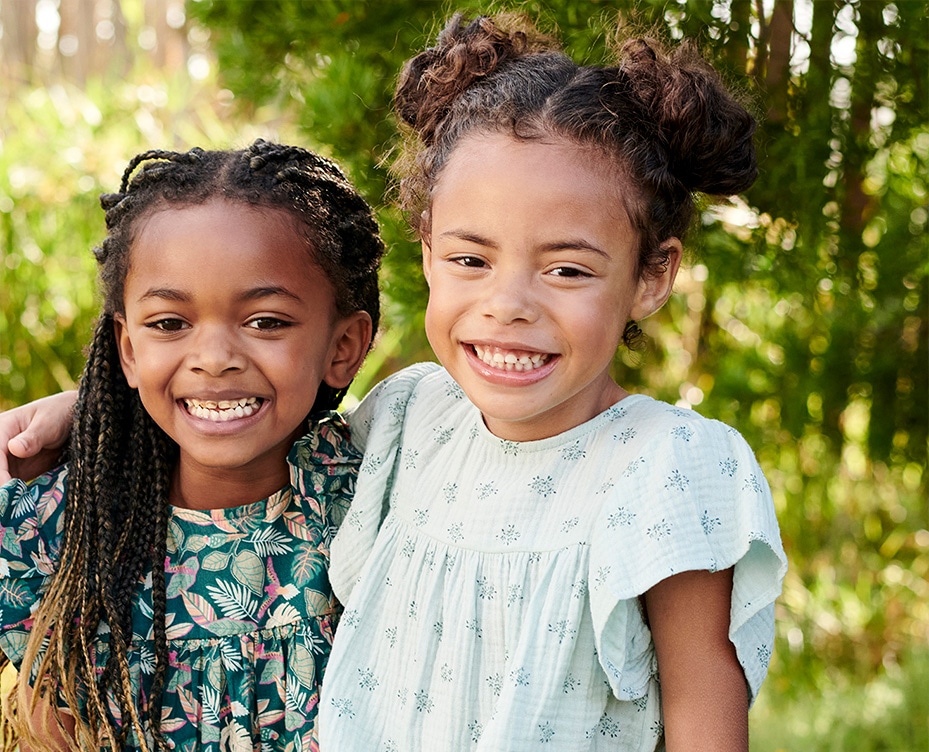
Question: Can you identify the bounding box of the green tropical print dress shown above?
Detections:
[0,413,360,752]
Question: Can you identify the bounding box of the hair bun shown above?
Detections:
[395,13,550,145]
[619,38,757,195]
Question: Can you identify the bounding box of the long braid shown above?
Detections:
[8,141,383,751]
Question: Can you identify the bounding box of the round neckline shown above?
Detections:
[468,393,652,452]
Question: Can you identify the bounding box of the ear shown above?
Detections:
[323,311,374,389]
[113,314,140,389]
[630,239,683,322]
[421,237,433,287]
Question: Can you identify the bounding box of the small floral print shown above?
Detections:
[561,516,579,533]
[614,427,637,444]
[384,740,399,752]
[403,448,419,470]
[510,667,531,687]
[441,664,454,682]
[401,538,416,558]
[594,566,612,588]
[408,600,417,619]
[385,626,398,647]
[507,584,524,606]
[671,425,694,442]
[529,475,556,498]
[413,508,430,527]
[563,674,581,694]
[664,469,689,491]
[446,382,465,400]
[719,457,738,477]
[433,426,454,445]
[539,721,555,743]
[596,480,615,494]
[758,644,772,666]
[466,619,483,639]
[571,579,588,600]
[607,507,636,528]
[547,620,577,644]
[595,713,621,738]
[499,440,520,456]
[357,667,378,691]
[341,609,360,628]
[744,474,763,493]
[477,482,497,500]
[623,457,646,477]
[468,720,483,743]
[468,424,479,440]
[414,689,434,713]
[701,510,721,535]
[433,621,444,639]
[647,519,672,541]
[498,524,521,546]
[330,697,355,718]
[633,696,648,712]
[486,673,503,697]
[443,482,458,504]
[447,522,464,542]
[651,720,664,737]
[360,454,383,475]
[397,688,408,706]
[388,399,406,421]
[562,442,586,461]
[604,404,627,420]
[477,577,497,600]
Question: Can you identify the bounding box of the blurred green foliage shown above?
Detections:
[1,1,927,748]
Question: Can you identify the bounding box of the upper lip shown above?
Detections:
[466,339,554,355]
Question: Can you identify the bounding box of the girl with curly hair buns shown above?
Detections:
[319,13,785,751]
[0,12,788,752]
[0,140,383,751]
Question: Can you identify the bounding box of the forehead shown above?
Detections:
[431,133,635,236]
[124,199,330,295]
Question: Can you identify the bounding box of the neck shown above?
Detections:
[170,459,290,510]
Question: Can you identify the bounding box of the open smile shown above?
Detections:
[471,344,553,372]
[182,396,264,423]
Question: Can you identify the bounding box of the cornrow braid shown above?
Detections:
[8,140,383,752]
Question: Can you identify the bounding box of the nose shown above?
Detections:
[482,268,539,325]
[189,324,246,376]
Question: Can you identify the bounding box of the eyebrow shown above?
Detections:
[137,285,303,304]
[438,229,610,259]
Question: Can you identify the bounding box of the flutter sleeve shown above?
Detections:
[329,362,441,603]
[588,411,787,705]
[0,465,68,667]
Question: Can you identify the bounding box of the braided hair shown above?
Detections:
[394,13,757,346]
[7,140,384,751]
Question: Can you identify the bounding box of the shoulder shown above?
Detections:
[344,362,448,450]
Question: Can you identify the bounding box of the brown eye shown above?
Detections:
[147,318,187,332]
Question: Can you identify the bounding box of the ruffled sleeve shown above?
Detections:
[588,407,786,705]
[288,411,363,539]
[0,465,69,668]
[330,362,441,603]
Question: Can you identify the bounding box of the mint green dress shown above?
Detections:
[0,413,359,752]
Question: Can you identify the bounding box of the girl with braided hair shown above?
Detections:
[0,139,382,751]
[1,11,787,751]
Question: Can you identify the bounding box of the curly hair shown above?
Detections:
[393,13,757,346]
[2,140,384,752]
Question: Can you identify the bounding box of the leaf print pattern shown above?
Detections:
[0,415,359,751]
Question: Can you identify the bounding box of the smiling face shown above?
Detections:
[422,133,681,442]
[114,199,371,507]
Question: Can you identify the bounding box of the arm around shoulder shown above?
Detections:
[0,392,77,483]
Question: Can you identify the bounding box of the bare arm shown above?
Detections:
[0,392,77,484]
[644,568,748,752]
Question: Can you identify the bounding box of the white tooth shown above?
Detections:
[504,353,517,364]
[234,406,245,417]
[518,355,530,365]
[243,405,255,416]
[218,400,232,409]
[531,354,542,365]
[492,352,505,364]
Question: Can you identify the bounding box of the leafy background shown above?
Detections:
[0,1,926,749]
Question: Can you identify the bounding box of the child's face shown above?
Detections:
[114,199,370,504]
[422,133,680,442]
